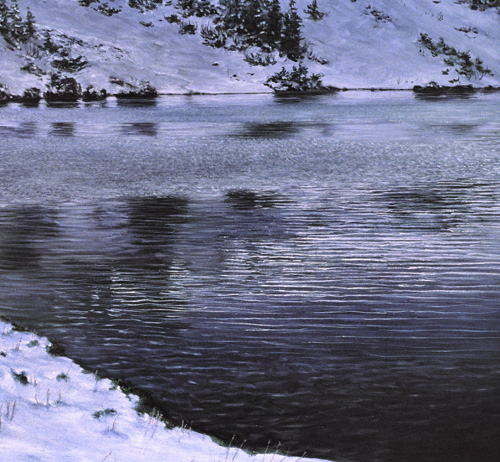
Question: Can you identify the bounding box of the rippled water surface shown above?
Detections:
[2,92,500,461]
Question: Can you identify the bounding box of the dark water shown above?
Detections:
[2,92,500,461]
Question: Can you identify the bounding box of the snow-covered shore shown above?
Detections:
[0,319,331,462]
[2,0,500,96]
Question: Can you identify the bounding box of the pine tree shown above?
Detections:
[222,0,244,35]
[25,8,36,39]
[242,0,266,41]
[304,0,325,21]
[280,0,305,61]
[8,0,24,42]
[176,0,194,14]
[0,0,9,37]
[264,0,282,46]
[43,31,59,53]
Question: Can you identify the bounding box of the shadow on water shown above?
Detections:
[0,206,60,271]
[414,93,476,102]
[121,122,158,137]
[116,98,158,108]
[0,122,37,138]
[125,196,190,267]
[45,102,81,109]
[423,122,479,136]
[225,190,284,209]
[21,101,40,109]
[372,180,497,231]
[273,92,339,105]
[50,122,75,137]
[231,121,332,138]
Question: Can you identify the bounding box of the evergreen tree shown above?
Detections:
[222,0,244,35]
[43,31,59,53]
[25,8,36,38]
[265,62,325,92]
[242,0,266,40]
[264,0,282,46]
[176,0,194,14]
[304,0,325,20]
[8,0,24,42]
[469,0,500,10]
[0,0,9,37]
[280,0,305,61]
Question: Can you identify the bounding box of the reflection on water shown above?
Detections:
[116,98,158,107]
[0,122,37,137]
[50,122,75,137]
[82,100,108,108]
[0,91,499,142]
[272,93,339,104]
[225,190,286,209]
[442,123,478,134]
[121,122,158,137]
[21,100,40,109]
[423,122,479,136]
[372,181,497,232]
[2,93,500,462]
[237,121,302,138]
[0,205,59,271]
[414,93,475,102]
[233,121,332,138]
[126,196,190,268]
[45,101,80,109]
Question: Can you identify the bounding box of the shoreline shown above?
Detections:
[2,85,500,105]
[0,317,331,462]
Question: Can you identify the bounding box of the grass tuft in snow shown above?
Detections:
[93,408,117,419]
[56,372,69,382]
[1,400,17,426]
[27,339,39,348]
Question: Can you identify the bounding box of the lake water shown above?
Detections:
[1,92,500,462]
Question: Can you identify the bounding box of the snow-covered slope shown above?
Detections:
[1,0,272,94]
[1,0,499,94]
[305,0,500,88]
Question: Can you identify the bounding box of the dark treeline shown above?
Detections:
[198,0,308,61]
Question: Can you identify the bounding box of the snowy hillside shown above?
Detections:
[0,0,499,95]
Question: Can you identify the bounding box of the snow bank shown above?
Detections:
[0,319,330,462]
